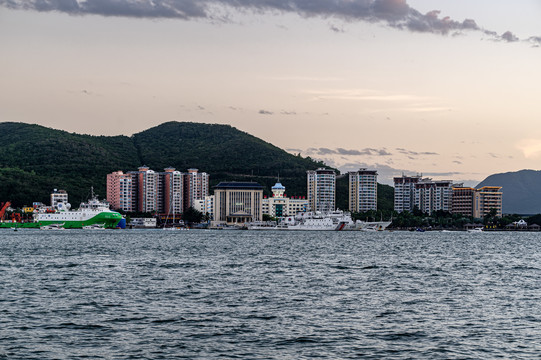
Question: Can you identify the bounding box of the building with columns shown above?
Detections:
[213,182,263,224]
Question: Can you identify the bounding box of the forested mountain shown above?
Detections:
[0,121,394,210]
[477,169,541,214]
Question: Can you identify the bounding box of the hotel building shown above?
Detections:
[348,169,378,212]
[474,186,503,218]
[452,186,503,218]
[307,168,336,212]
[213,182,263,224]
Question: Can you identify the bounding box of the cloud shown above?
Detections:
[396,148,439,156]
[500,31,519,43]
[258,109,273,115]
[517,139,541,158]
[3,0,537,42]
[304,147,392,157]
[280,111,297,115]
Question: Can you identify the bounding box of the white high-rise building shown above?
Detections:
[184,168,209,210]
[307,168,336,213]
[162,167,183,216]
[348,169,378,212]
[414,179,453,215]
[394,175,422,213]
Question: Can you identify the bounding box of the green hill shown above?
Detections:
[0,121,394,211]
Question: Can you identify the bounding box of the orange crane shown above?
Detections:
[0,201,11,221]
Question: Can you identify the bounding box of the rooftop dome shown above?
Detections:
[272,182,285,190]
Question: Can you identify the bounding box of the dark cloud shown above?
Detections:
[3,0,534,41]
[258,109,273,115]
[396,148,439,156]
[304,147,391,157]
[500,31,519,42]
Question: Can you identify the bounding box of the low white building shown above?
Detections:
[263,182,308,218]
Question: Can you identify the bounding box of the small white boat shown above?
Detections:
[467,228,483,233]
[40,223,65,230]
[82,223,106,230]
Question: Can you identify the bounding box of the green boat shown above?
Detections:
[0,196,122,229]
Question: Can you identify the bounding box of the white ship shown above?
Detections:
[248,210,392,231]
[248,210,353,231]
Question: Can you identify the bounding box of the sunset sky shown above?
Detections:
[1,0,540,185]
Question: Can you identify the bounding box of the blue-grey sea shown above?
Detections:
[1,229,540,359]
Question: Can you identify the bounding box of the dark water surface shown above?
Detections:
[1,230,540,359]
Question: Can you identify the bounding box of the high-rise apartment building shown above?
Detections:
[106,171,135,212]
[131,166,160,213]
[394,175,454,214]
[162,167,183,216]
[393,175,421,213]
[107,166,209,214]
[307,168,336,213]
[414,179,453,215]
[348,169,378,212]
[184,168,209,210]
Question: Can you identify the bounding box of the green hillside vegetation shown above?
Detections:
[0,121,395,211]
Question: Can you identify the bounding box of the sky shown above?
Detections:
[1,0,541,186]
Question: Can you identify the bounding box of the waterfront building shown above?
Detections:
[473,186,503,218]
[262,182,309,218]
[393,175,421,213]
[451,186,475,216]
[162,167,183,217]
[307,168,336,212]
[183,168,209,211]
[213,182,263,224]
[108,167,209,215]
[106,171,135,212]
[50,189,68,208]
[130,166,161,213]
[348,169,378,212]
[451,186,503,218]
[414,179,453,215]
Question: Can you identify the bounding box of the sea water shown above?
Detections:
[1,229,540,359]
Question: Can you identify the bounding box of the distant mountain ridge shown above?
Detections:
[477,169,541,214]
[0,121,394,210]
